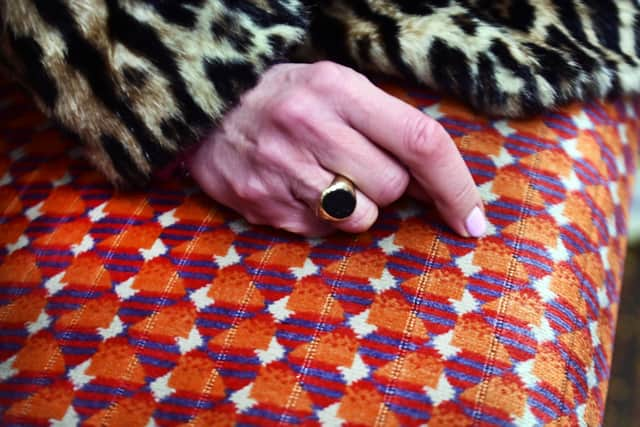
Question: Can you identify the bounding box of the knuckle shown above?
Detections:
[307,61,347,92]
[345,204,377,233]
[243,212,264,226]
[446,180,478,211]
[232,176,268,201]
[254,139,285,166]
[276,220,307,235]
[271,90,313,128]
[374,169,409,206]
[403,114,445,160]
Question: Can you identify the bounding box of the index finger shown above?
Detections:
[340,79,486,238]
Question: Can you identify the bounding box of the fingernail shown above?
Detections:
[465,206,487,238]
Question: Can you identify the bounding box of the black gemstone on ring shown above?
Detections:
[322,188,356,219]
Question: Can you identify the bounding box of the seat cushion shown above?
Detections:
[0,78,637,426]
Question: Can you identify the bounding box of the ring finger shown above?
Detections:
[290,164,380,234]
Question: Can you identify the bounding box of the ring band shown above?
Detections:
[317,175,357,222]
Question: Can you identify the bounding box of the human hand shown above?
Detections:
[187,61,486,237]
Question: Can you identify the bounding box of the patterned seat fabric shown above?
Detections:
[0,78,637,427]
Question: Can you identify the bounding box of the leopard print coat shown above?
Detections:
[2,1,640,185]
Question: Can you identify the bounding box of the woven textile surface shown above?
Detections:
[0,77,638,427]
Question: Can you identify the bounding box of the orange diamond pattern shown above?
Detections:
[0,79,637,426]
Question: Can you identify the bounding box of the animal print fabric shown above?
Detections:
[0,77,637,425]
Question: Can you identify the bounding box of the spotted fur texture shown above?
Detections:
[1,0,640,185]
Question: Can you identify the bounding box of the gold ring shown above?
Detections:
[317,175,357,222]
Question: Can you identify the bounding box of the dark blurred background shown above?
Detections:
[604,243,640,426]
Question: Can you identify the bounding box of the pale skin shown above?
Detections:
[187,61,487,238]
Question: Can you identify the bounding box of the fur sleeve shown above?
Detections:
[0,0,309,186]
[306,0,640,117]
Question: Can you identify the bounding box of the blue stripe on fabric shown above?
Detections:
[508,134,556,150]
[169,258,217,268]
[330,280,374,293]
[30,248,73,257]
[46,302,80,311]
[515,254,553,273]
[246,407,300,424]
[129,339,180,354]
[195,319,231,330]
[34,261,70,269]
[358,346,396,361]
[365,333,419,351]
[104,264,139,273]
[0,329,28,337]
[159,234,192,242]
[82,383,134,395]
[310,252,350,262]
[333,294,371,306]
[485,317,534,338]
[373,383,431,403]
[562,224,598,252]
[254,283,293,294]
[532,385,569,413]
[0,288,32,296]
[302,383,343,398]
[246,268,295,280]
[118,307,154,318]
[392,251,445,268]
[3,376,52,385]
[408,297,456,313]
[468,169,495,179]
[416,312,456,328]
[205,353,259,365]
[571,270,599,316]
[544,310,573,333]
[464,154,496,166]
[445,369,481,384]
[61,347,97,356]
[0,390,30,399]
[466,408,516,427]
[217,369,257,379]
[466,285,502,299]
[55,289,100,299]
[507,240,550,258]
[163,395,213,409]
[200,306,254,317]
[565,369,588,400]
[137,355,176,369]
[284,318,335,332]
[98,252,143,261]
[386,402,430,420]
[545,121,577,137]
[276,330,312,343]
[573,160,602,185]
[153,410,193,423]
[559,232,588,256]
[531,183,565,200]
[290,365,344,383]
[73,398,112,409]
[503,142,536,155]
[439,118,485,132]
[177,272,214,282]
[386,263,427,276]
[126,295,175,306]
[495,335,536,356]
[547,300,584,329]
[54,331,101,341]
[523,169,563,187]
[452,357,503,376]
[437,236,477,249]
[485,211,521,223]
